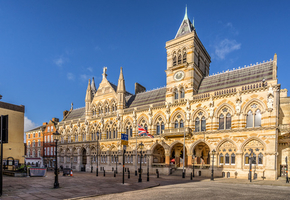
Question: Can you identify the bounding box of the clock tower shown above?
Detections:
[165,7,211,103]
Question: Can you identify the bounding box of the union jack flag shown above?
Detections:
[138,124,154,138]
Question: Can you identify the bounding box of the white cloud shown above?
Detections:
[80,74,89,81]
[214,39,241,60]
[54,56,64,67]
[67,72,75,80]
[24,116,37,132]
[87,67,93,72]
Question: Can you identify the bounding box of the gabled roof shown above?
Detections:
[25,125,45,133]
[175,7,195,39]
[126,87,166,108]
[62,107,85,122]
[198,61,274,94]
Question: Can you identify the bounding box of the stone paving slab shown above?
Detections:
[1,171,290,199]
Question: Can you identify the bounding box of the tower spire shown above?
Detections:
[117,67,125,93]
[117,67,126,109]
[175,7,195,38]
[85,79,92,102]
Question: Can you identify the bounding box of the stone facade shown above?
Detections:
[56,10,290,180]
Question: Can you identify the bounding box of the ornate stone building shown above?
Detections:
[56,10,290,180]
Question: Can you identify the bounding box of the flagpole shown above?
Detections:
[135,124,138,176]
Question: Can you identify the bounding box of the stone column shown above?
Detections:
[77,155,81,171]
[187,153,193,167]
[165,150,170,166]
[236,152,243,170]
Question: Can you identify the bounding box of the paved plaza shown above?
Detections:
[1,171,290,199]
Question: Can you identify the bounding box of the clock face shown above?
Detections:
[174,71,185,81]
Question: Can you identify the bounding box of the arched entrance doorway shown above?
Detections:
[81,148,87,171]
[152,144,165,164]
[170,143,187,168]
[193,142,210,167]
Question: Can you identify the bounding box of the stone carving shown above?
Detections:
[85,119,89,133]
[148,107,153,125]
[100,117,104,131]
[235,91,242,115]
[267,96,273,110]
[165,102,171,123]
[209,95,214,117]
[186,99,191,122]
[102,66,107,79]
[132,110,137,126]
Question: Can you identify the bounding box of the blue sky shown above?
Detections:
[0,0,289,133]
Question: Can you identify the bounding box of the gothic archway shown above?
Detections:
[193,142,210,166]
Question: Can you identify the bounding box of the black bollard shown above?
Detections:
[190,172,192,180]
[128,170,130,179]
[157,170,159,178]
[91,166,93,173]
[112,167,114,171]
[147,172,149,182]
[135,170,137,176]
[114,170,116,177]
[104,170,105,176]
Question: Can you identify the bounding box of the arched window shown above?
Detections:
[252,153,256,164]
[246,110,253,128]
[245,153,249,165]
[195,117,200,132]
[173,52,177,66]
[178,53,181,64]
[183,49,187,63]
[201,117,206,131]
[174,89,178,100]
[106,130,109,139]
[180,88,185,99]
[225,153,230,165]
[129,126,132,137]
[161,122,165,133]
[226,113,231,129]
[75,134,78,142]
[180,119,184,128]
[254,109,261,127]
[219,153,224,165]
[156,122,160,135]
[231,153,235,164]
[219,114,224,130]
[175,120,179,128]
[258,153,263,165]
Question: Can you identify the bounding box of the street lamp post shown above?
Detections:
[286,156,289,183]
[116,152,118,174]
[96,133,99,176]
[192,155,195,177]
[211,149,216,181]
[138,142,144,183]
[147,154,149,181]
[249,148,253,182]
[53,130,61,188]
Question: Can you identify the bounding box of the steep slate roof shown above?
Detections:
[63,107,85,121]
[126,87,166,108]
[198,61,274,94]
[109,81,132,96]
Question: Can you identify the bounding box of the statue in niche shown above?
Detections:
[148,107,153,125]
[133,110,137,125]
[186,99,191,121]
[268,84,274,96]
[165,102,170,123]
[267,96,273,110]
[100,117,104,131]
[235,90,242,114]
[209,95,214,117]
